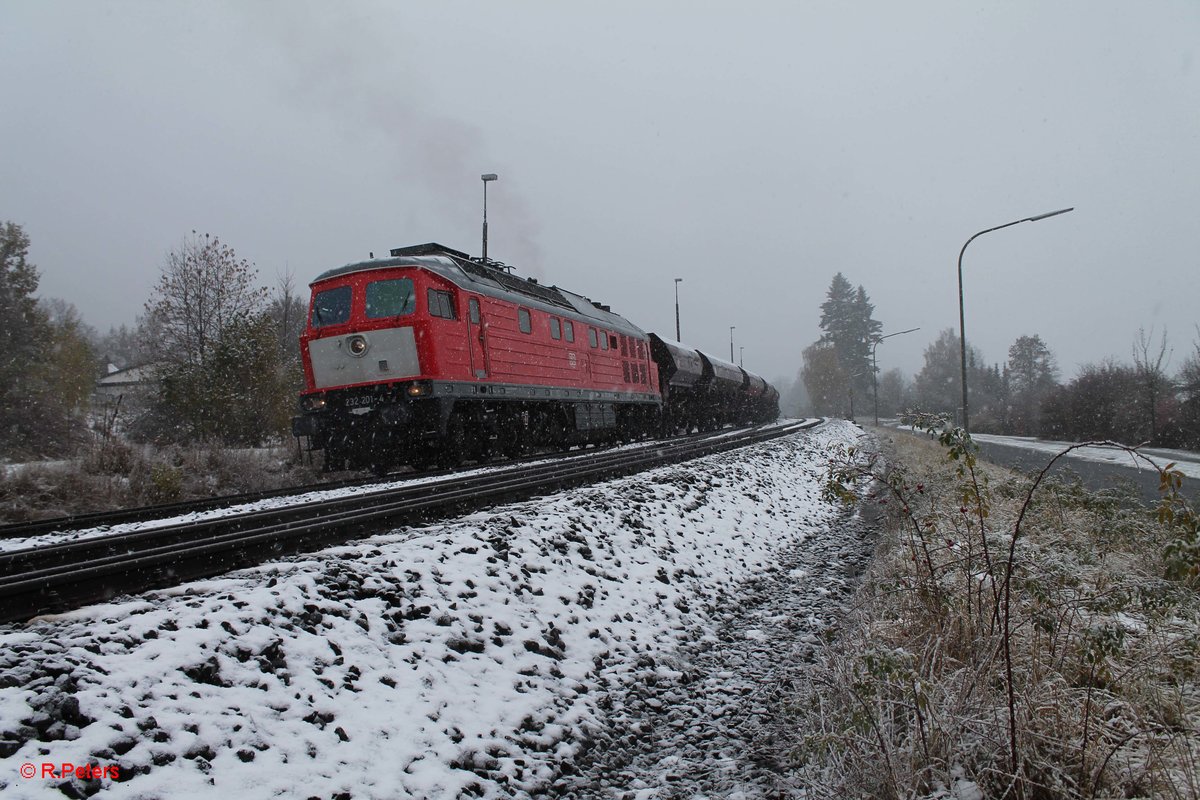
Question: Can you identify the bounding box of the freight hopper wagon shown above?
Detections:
[647,334,779,432]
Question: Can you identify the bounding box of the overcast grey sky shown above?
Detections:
[3,1,1197,384]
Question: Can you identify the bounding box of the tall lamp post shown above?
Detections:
[958,207,1072,434]
[739,346,744,367]
[481,173,498,261]
[871,327,920,426]
[729,326,736,362]
[674,278,683,341]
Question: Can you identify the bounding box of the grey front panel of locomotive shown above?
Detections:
[309,327,420,389]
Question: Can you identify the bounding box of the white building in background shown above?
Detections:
[92,364,160,433]
[94,363,159,403]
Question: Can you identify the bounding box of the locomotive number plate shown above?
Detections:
[344,396,374,409]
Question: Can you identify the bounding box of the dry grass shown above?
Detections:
[0,439,324,523]
[794,426,1200,799]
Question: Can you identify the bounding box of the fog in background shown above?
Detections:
[3,1,1197,388]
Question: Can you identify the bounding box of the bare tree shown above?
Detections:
[1176,326,1200,448]
[1006,334,1058,435]
[143,232,267,368]
[876,368,909,418]
[267,268,307,367]
[801,341,849,417]
[1132,326,1172,444]
[136,234,283,444]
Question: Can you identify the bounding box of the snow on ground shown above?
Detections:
[0,420,865,799]
[969,432,1200,480]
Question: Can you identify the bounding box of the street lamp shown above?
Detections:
[674,278,683,341]
[729,326,736,362]
[739,346,744,367]
[871,327,920,426]
[481,173,498,262]
[958,207,1072,434]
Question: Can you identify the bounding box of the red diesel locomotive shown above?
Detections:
[292,243,778,473]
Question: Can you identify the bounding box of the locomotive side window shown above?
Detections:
[365,278,415,319]
[519,308,532,334]
[601,332,609,350]
[469,297,480,324]
[311,285,352,328]
[610,334,619,350]
[550,317,561,340]
[588,328,598,348]
[427,289,457,320]
[564,320,574,342]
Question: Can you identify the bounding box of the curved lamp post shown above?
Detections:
[872,327,920,426]
[958,207,1073,434]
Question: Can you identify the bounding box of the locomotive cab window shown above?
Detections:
[588,328,598,348]
[311,285,352,328]
[600,331,609,350]
[366,278,415,319]
[564,320,574,342]
[519,308,532,334]
[427,289,457,320]
[550,317,561,340]
[610,334,619,350]
[469,298,481,324]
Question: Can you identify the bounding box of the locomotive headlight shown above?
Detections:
[347,334,369,357]
[300,395,327,412]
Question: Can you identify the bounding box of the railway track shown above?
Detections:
[0,434,659,540]
[0,420,822,624]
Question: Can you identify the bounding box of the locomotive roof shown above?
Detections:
[311,243,648,338]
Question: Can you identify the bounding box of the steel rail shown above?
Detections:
[0,425,760,574]
[0,421,820,624]
[0,427,725,539]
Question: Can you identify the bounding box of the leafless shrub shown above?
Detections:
[798,420,1200,799]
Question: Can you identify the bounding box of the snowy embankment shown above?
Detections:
[1,420,863,799]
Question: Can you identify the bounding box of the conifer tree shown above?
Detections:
[816,273,882,402]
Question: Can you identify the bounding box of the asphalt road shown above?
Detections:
[879,426,1200,505]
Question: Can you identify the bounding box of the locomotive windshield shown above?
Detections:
[366,278,415,319]
[311,285,352,328]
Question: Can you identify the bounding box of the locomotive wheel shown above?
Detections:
[439,412,469,468]
[496,413,525,458]
[470,435,493,463]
